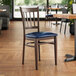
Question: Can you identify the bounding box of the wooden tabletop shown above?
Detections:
[53,14,76,19]
[48,8,61,10]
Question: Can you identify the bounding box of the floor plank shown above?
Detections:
[0,21,75,76]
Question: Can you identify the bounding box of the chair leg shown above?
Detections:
[64,22,67,34]
[60,21,63,33]
[51,21,52,26]
[49,20,50,26]
[35,39,38,70]
[54,36,57,65]
[38,44,41,61]
[45,18,47,27]
[22,38,25,64]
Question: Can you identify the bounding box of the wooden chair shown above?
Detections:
[0,5,10,30]
[20,7,58,70]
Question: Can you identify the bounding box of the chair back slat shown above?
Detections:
[26,12,30,27]
[33,11,36,26]
[29,12,32,27]
[20,7,39,32]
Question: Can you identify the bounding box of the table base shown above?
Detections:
[65,54,76,62]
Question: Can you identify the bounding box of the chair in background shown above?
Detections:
[20,7,58,70]
[44,6,54,26]
[0,5,10,30]
[60,8,70,34]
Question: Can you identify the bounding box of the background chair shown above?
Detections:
[44,6,54,26]
[0,5,10,30]
[60,8,70,34]
[20,7,58,70]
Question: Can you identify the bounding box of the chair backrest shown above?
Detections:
[44,6,51,15]
[61,8,68,21]
[20,7,39,34]
[72,3,76,14]
[61,8,68,14]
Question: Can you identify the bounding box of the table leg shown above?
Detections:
[55,10,57,26]
[55,10,60,26]
[65,19,76,62]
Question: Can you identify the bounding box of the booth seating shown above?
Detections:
[0,5,10,30]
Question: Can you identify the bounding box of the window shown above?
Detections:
[14,0,46,18]
[13,0,69,18]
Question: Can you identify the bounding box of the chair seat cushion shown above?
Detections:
[26,32,57,38]
[46,14,53,17]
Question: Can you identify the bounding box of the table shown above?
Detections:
[53,14,76,19]
[48,8,61,26]
[53,14,76,62]
[48,8,61,13]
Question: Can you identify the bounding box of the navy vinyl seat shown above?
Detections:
[26,32,57,38]
[46,14,53,17]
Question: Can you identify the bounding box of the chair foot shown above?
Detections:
[55,62,57,65]
[22,41,25,65]
[36,67,38,70]
[22,61,24,65]
[39,59,41,61]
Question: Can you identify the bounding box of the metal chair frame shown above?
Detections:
[20,7,57,70]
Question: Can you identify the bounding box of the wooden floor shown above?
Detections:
[0,21,75,76]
